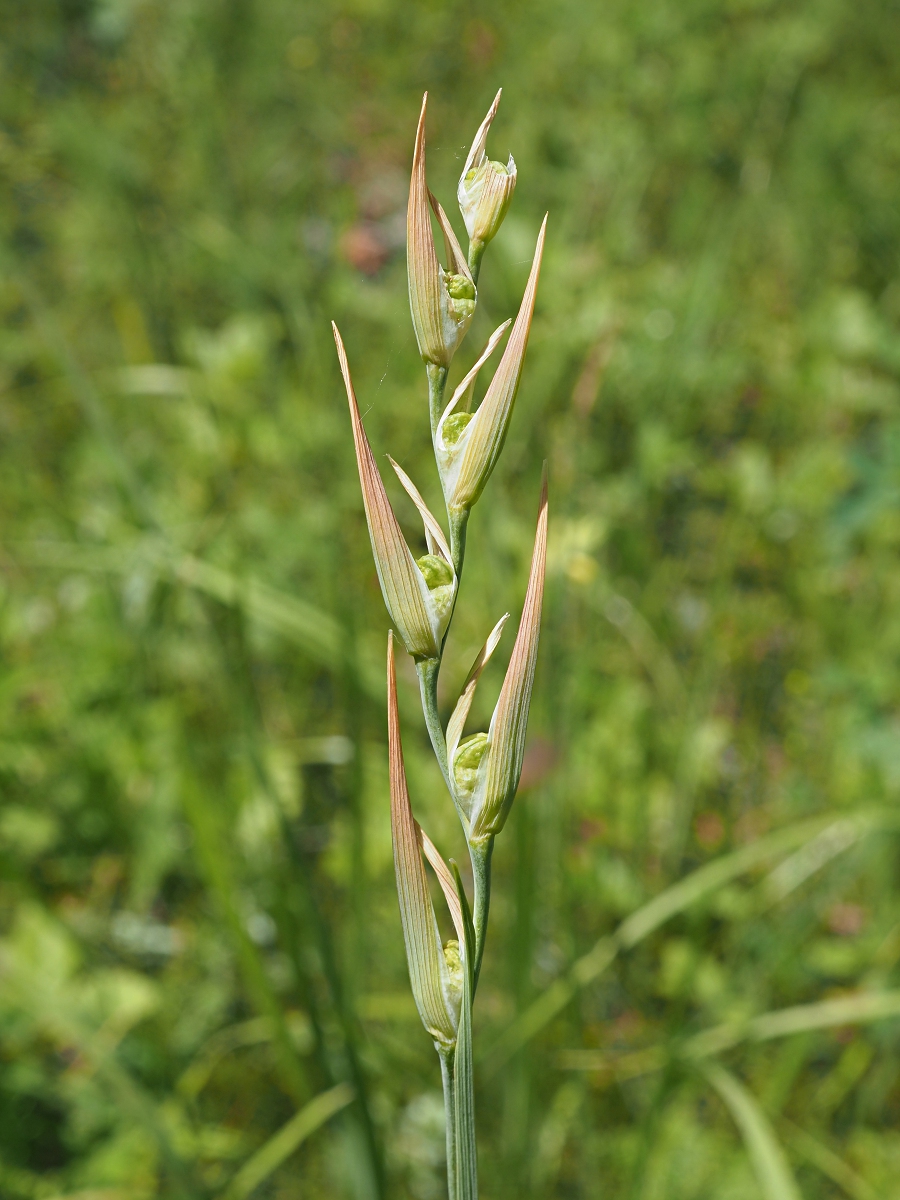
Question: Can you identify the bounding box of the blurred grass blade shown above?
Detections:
[702,1063,801,1200]
[483,811,885,1071]
[756,819,863,907]
[177,1013,312,1099]
[221,1083,354,1200]
[616,810,880,950]
[559,989,900,1081]
[782,1119,878,1200]
[685,988,900,1060]
[14,538,388,697]
[180,770,311,1105]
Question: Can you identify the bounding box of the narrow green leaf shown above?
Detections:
[220,1083,354,1200]
[702,1062,801,1200]
[782,1119,878,1200]
[180,772,311,1105]
[685,989,900,1061]
[13,538,386,698]
[558,988,900,1079]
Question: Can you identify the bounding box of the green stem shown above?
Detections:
[439,1045,459,1200]
[448,507,470,582]
[468,239,486,285]
[452,954,478,1198]
[427,362,449,436]
[416,657,452,791]
[469,838,494,994]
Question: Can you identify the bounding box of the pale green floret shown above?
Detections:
[443,939,463,998]
[453,731,489,796]
[463,161,507,183]
[450,297,476,324]
[446,274,476,301]
[445,273,477,326]
[417,553,454,589]
[442,411,474,446]
[416,553,455,630]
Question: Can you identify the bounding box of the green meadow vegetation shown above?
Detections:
[2,0,900,1196]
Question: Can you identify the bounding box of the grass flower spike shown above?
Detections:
[337,91,548,1200]
[458,89,518,279]
[408,95,476,384]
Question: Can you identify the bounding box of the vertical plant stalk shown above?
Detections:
[336,90,548,1200]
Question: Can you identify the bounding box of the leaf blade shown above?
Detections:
[702,1063,801,1200]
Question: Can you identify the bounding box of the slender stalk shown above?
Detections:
[428,362,449,435]
[452,989,478,1200]
[468,239,486,284]
[449,507,470,580]
[439,1045,459,1200]
[469,838,494,993]
[416,657,451,790]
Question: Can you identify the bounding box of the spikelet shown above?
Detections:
[407,95,476,369]
[458,89,517,258]
[388,633,464,1045]
[439,219,546,512]
[334,324,456,659]
[454,471,548,841]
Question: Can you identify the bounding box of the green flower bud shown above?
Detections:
[416,553,454,589]
[459,92,517,253]
[443,938,464,999]
[442,412,474,446]
[459,158,517,248]
[446,273,476,301]
[453,732,489,798]
[416,553,455,629]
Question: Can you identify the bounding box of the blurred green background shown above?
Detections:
[2,0,900,1196]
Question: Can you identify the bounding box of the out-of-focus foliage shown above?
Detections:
[2,0,900,1196]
